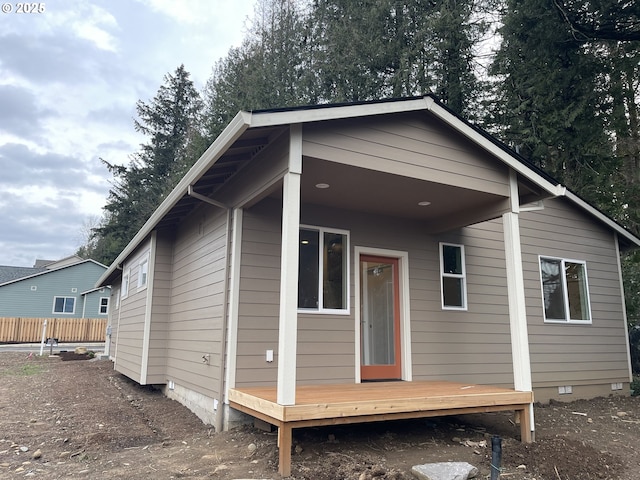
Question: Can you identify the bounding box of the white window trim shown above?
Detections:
[99,297,109,315]
[52,296,76,315]
[121,269,130,299]
[439,242,468,311]
[138,255,149,290]
[539,255,592,324]
[114,288,120,310]
[298,224,351,315]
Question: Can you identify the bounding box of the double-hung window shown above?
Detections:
[539,256,591,323]
[99,297,109,315]
[53,296,75,314]
[121,270,130,299]
[440,243,467,310]
[138,257,149,289]
[298,226,349,313]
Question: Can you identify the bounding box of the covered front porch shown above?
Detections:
[229,380,533,476]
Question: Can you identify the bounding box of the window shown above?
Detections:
[298,226,349,313]
[440,243,467,310]
[53,296,75,314]
[540,257,591,322]
[121,270,130,299]
[138,257,149,289]
[99,297,109,315]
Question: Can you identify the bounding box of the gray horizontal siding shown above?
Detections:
[234,198,515,388]
[303,113,510,196]
[520,198,630,388]
[0,261,107,318]
[164,204,228,400]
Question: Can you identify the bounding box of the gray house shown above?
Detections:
[0,256,110,318]
[97,96,639,474]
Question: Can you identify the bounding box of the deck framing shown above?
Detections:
[228,381,534,476]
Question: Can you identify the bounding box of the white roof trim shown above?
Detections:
[422,97,564,197]
[80,286,111,296]
[96,96,640,286]
[97,111,251,286]
[0,259,106,288]
[563,190,640,248]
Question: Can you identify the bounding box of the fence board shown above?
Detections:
[0,317,107,343]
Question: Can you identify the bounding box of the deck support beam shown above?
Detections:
[276,125,302,406]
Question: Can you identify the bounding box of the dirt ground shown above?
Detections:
[1,352,639,480]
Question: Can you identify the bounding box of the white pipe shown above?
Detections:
[39,319,47,356]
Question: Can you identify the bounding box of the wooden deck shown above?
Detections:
[229,381,534,476]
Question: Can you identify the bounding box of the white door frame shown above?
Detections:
[354,246,412,382]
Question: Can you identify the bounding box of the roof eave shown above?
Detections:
[563,190,640,249]
[422,97,565,197]
[96,111,251,287]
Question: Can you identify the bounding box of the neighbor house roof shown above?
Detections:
[0,266,47,284]
[96,95,640,287]
[0,259,107,288]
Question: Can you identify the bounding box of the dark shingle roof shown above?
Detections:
[0,266,47,285]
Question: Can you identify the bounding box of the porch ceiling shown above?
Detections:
[297,158,508,223]
[155,125,546,232]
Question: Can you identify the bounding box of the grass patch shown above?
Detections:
[1,362,45,377]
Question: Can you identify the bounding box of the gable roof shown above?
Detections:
[96,95,640,286]
[0,259,107,288]
[0,266,47,284]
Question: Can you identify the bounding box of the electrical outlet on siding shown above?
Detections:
[558,385,573,395]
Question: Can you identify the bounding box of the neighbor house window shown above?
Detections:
[298,226,349,313]
[99,297,109,315]
[53,296,75,314]
[540,256,591,322]
[138,257,149,289]
[440,243,467,310]
[121,270,130,299]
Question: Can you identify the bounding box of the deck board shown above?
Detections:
[229,381,534,476]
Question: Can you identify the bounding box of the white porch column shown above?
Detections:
[503,211,532,392]
[503,170,535,440]
[277,125,302,406]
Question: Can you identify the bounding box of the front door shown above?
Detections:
[360,255,401,380]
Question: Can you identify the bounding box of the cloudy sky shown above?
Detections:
[0,0,255,267]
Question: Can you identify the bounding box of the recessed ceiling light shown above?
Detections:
[418,201,431,206]
[315,183,330,189]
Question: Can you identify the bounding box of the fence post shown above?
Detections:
[39,319,47,356]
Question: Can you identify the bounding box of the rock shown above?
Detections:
[411,462,478,480]
[19,446,29,453]
[59,451,71,458]
[14,467,25,473]
[74,347,87,354]
[617,411,628,417]
[247,443,257,453]
[0,463,10,467]
[294,444,303,454]
[213,465,229,473]
[32,449,42,460]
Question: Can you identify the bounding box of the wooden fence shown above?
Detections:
[0,317,107,343]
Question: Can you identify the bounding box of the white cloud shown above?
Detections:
[0,0,256,266]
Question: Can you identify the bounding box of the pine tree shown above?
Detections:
[91,65,204,265]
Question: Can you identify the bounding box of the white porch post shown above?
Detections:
[277,125,302,406]
[503,170,535,439]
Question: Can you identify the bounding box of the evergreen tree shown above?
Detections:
[91,65,204,265]
[203,0,311,141]
[490,0,615,201]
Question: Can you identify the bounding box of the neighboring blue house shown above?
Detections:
[0,256,110,318]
